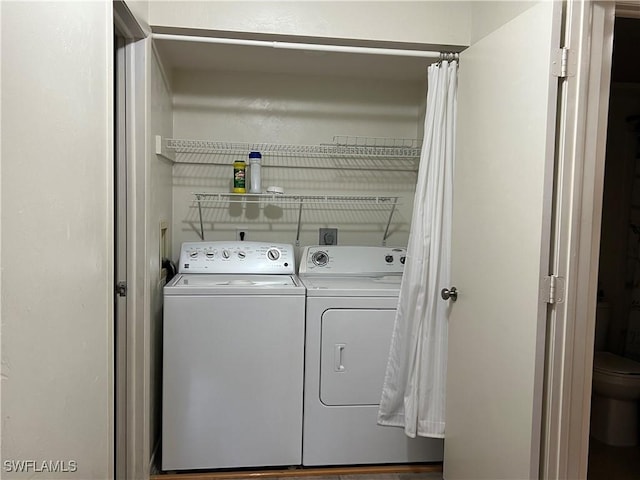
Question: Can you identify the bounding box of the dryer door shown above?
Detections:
[320,308,395,406]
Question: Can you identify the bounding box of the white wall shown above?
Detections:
[150,1,471,48]
[1,2,113,479]
[169,68,423,256]
[470,1,536,44]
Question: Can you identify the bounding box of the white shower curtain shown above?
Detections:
[377,60,457,438]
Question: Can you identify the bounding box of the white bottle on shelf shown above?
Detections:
[248,151,262,194]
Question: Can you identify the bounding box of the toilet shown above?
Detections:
[591,302,640,446]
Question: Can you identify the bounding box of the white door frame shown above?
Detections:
[114,2,149,479]
[114,32,129,480]
[540,1,630,478]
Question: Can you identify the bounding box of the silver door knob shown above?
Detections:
[441,287,458,301]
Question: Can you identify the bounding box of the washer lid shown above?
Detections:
[593,351,640,375]
[165,274,304,295]
[300,275,402,297]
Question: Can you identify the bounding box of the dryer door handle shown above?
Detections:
[334,344,346,372]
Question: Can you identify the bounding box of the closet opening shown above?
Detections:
[588,15,640,480]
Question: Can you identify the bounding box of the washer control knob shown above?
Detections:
[189,251,199,258]
[222,249,230,259]
[206,252,215,259]
[400,256,406,265]
[312,251,329,267]
[267,248,280,261]
[385,255,394,263]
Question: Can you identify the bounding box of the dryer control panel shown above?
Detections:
[178,241,295,274]
[299,245,406,275]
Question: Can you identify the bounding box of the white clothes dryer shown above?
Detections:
[162,241,305,471]
[298,245,444,466]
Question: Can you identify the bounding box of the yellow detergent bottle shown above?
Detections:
[233,159,246,193]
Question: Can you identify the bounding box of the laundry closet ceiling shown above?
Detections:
[152,30,459,81]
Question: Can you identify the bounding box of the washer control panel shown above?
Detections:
[178,241,295,274]
[300,245,406,275]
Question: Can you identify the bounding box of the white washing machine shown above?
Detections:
[298,245,444,466]
[162,241,305,471]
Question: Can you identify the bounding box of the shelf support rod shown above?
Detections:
[295,198,304,247]
[382,198,399,246]
[196,194,205,241]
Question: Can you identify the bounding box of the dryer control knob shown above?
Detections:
[312,251,329,266]
[385,255,394,263]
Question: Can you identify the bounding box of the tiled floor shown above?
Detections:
[587,437,640,480]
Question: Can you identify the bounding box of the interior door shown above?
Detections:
[444,3,562,479]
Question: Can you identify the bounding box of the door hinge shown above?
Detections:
[116,281,127,297]
[542,275,565,305]
[552,47,574,78]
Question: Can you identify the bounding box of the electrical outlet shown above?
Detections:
[319,228,338,245]
[236,228,248,241]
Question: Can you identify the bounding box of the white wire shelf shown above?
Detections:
[192,192,402,246]
[157,136,421,171]
[168,137,420,157]
[194,192,400,205]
